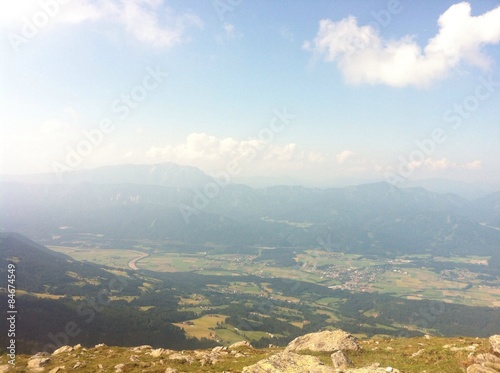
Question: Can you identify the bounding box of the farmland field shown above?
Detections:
[48,243,500,309]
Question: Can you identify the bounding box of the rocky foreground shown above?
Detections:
[1,331,500,372]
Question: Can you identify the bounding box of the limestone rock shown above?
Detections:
[242,351,335,373]
[52,345,73,355]
[32,352,51,357]
[490,335,500,354]
[229,341,253,349]
[469,352,500,371]
[114,363,125,372]
[149,348,166,358]
[48,367,64,373]
[212,346,227,352]
[27,357,50,372]
[131,345,152,352]
[475,353,500,364]
[410,349,425,358]
[285,329,360,353]
[346,364,400,373]
[164,368,178,373]
[467,364,498,373]
[450,345,477,352]
[72,361,85,369]
[0,365,11,373]
[331,350,353,370]
[168,353,194,364]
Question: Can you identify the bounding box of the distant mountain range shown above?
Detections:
[1,162,499,257]
[3,163,499,199]
[0,162,213,188]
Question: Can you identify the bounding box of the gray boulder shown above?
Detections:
[52,345,73,355]
[467,364,498,373]
[229,341,254,349]
[242,351,335,373]
[346,365,400,372]
[489,335,500,354]
[27,357,50,372]
[331,350,353,370]
[286,329,360,353]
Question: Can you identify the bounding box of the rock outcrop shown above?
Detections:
[467,365,498,373]
[7,332,500,372]
[27,355,50,372]
[331,350,353,370]
[466,336,500,373]
[229,340,254,350]
[490,335,500,354]
[346,365,400,373]
[242,331,402,373]
[285,329,360,353]
[242,351,336,373]
[52,345,73,356]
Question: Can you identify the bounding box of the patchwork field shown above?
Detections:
[48,246,143,269]
[48,244,500,308]
[173,314,227,339]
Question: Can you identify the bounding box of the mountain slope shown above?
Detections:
[0,232,141,295]
[0,233,215,353]
[1,179,499,256]
[2,333,499,373]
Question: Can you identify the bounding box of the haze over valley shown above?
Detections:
[1,1,500,371]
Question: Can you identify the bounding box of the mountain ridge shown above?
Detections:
[1,172,499,256]
[0,162,214,189]
[2,162,499,199]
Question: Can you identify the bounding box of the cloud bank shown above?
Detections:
[2,0,202,49]
[304,2,500,87]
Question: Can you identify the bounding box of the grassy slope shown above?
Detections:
[1,336,494,372]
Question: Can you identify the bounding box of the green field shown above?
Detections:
[49,244,500,308]
[48,246,143,268]
[173,314,227,340]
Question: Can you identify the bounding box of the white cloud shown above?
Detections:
[304,2,500,87]
[462,160,482,170]
[147,133,264,163]
[336,150,357,164]
[216,22,240,43]
[0,1,42,25]
[2,0,202,48]
[146,132,328,174]
[115,0,203,48]
[419,157,482,170]
[424,157,451,170]
[307,151,326,163]
[0,109,83,174]
[223,23,236,39]
[40,118,66,136]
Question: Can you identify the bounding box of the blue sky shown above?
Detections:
[1,0,499,187]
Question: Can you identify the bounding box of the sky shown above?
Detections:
[1,0,500,188]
